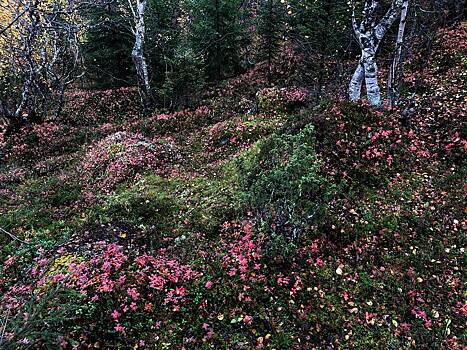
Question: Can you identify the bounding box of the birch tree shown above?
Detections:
[0,0,81,128]
[127,0,151,107]
[14,0,41,123]
[349,0,404,107]
[388,0,409,107]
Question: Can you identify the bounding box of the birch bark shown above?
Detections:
[349,58,364,101]
[348,0,404,107]
[130,0,151,107]
[14,0,40,122]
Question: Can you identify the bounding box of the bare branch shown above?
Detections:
[351,0,360,38]
[0,227,29,245]
[0,6,29,36]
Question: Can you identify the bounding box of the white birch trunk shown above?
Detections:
[349,0,404,107]
[363,49,381,107]
[388,0,409,107]
[349,58,364,101]
[14,0,39,122]
[130,0,151,107]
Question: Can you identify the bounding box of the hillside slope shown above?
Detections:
[0,24,465,350]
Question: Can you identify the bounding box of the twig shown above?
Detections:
[0,7,29,36]
[0,227,29,245]
[0,309,10,344]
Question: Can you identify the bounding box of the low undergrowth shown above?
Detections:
[0,25,466,350]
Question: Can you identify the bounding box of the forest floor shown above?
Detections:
[0,24,465,349]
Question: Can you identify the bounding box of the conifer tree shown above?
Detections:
[82,1,134,88]
[187,0,248,81]
[256,0,286,82]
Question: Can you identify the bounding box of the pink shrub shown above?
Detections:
[282,86,309,104]
[81,132,174,193]
[256,86,309,112]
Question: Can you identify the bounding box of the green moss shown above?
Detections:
[96,170,244,236]
[0,206,69,234]
[178,174,242,234]
[102,174,182,233]
[49,183,82,206]
[16,176,82,207]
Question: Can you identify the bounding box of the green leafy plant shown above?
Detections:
[235,124,336,248]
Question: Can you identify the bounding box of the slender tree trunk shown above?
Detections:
[131,0,151,107]
[388,0,409,107]
[14,0,40,122]
[14,70,33,120]
[349,43,381,106]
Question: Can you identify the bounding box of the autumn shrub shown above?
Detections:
[63,88,141,126]
[256,86,309,113]
[1,237,204,349]
[129,106,216,138]
[203,114,281,163]
[310,101,413,186]
[3,122,83,162]
[81,132,176,194]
